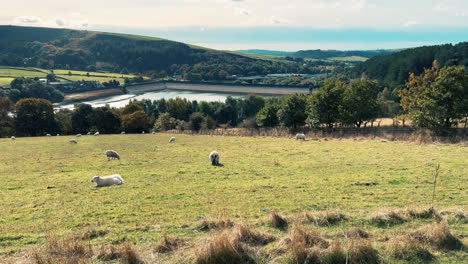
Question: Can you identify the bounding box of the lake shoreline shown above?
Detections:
[59,82,310,107]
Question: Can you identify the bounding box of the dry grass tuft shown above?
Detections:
[154,233,184,253]
[320,240,347,264]
[194,231,254,264]
[30,234,93,264]
[369,209,405,227]
[409,221,465,250]
[305,210,348,226]
[270,210,288,230]
[287,224,329,249]
[117,243,144,264]
[345,239,380,264]
[388,237,434,262]
[97,242,144,264]
[345,228,370,239]
[407,206,439,219]
[441,208,468,223]
[197,218,234,231]
[235,224,275,246]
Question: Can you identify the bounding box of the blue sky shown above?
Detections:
[2,0,468,50]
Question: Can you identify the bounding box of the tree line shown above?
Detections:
[1,65,466,138]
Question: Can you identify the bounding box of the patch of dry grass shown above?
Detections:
[235,224,275,246]
[194,231,254,264]
[30,235,93,264]
[154,234,184,253]
[369,209,405,227]
[387,237,434,262]
[197,218,234,232]
[96,242,144,264]
[270,210,288,230]
[305,210,348,226]
[345,239,380,264]
[409,221,465,250]
[407,206,439,219]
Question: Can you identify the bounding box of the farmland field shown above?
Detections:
[0,66,144,86]
[0,134,467,263]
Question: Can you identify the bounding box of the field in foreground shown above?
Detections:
[0,134,467,263]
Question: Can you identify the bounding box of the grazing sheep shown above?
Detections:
[69,139,78,144]
[94,132,100,136]
[105,150,120,160]
[209,151,220,166]
[87,132,91,135]
[76,134,81,137]
[56,134,60,136]
[152,131,155,134]
[91,174,124,187]
[142,131,145,134]
[169,137,175,143]
[296,133,306,141]
[46,133,51,137]
[121,131,125,134]
[11,136,15,140]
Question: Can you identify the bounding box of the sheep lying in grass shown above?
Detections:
[69,139,78,144]
[11,136,15,140]
[209,151,220,166]
[296,133,306,141]
[91,174,124,187]
[169,137,175,143]
[94,132,100,136]
[76,134,81,137]
[105,150,120,160]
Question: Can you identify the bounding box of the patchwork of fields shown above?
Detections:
[0,66,142,87]
[0,134,466,263]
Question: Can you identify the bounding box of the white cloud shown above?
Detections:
[14,16,41,24]
[403,20,419,27]
[271,17,291,25]
[13,16,88,28]
[3,0,468,30]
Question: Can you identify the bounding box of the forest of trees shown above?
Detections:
[352,42,468,88]
[1,65,465,138]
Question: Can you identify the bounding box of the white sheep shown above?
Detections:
[105,150,120,160]
[121,131,126,134]
[142,131,145,134]
[56,134,60,136]
[76,134,81,137]
[296,133,306,141]
[91,174,124,187]
[11,136,15,140]
[69,139,78,144]
[169,137,175,143]
[152,131,156,134]
[46,133,51,137]
[209,151,220,166]
[94,132,100,136]
[87,132,92,135]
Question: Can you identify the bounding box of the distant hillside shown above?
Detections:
[292,49,396,60]
[352,42,468,87]
[0,25,301,78]
[236,50,293,56]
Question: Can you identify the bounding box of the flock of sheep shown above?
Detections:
[9,131,307,187]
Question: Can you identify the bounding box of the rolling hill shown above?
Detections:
[351,42,468,87]
[0,25,300,77]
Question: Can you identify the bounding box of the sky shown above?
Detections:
[1,0,468,51]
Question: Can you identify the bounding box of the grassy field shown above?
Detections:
[0,134,466,263]
[0,66,143,86]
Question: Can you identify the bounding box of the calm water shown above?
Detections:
[60,90,243,109]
